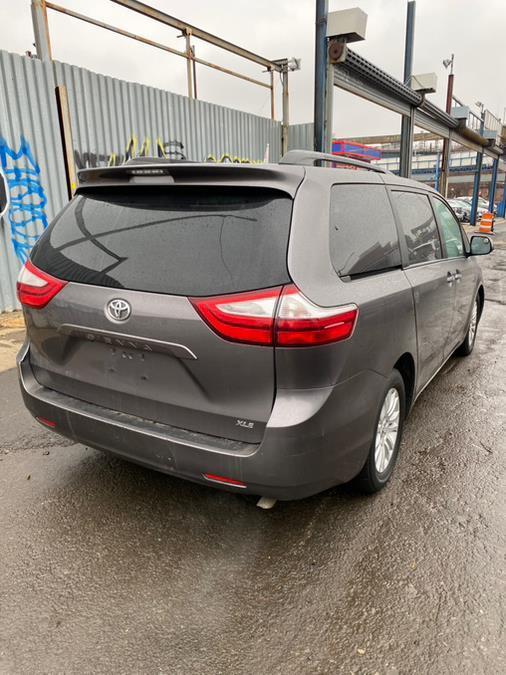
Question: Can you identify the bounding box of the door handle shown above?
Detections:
[454,270,462,281]
[447,272,455,284]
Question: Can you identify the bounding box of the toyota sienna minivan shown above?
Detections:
[17,150,493,501]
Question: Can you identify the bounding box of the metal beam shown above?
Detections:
[109,0,282,71]
[340,132,442,144]
[45,3,271,90]
[31,0,52,60]
[413,109,450,139]
[313,0,328,152]
[333,67,411,117]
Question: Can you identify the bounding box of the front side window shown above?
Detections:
[392,191,442,265]
[329,184,401,278]
[432,198,465,258]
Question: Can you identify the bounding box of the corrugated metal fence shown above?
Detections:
[0,51,68,312]
[0,49,285,312]
[288,122,314,152]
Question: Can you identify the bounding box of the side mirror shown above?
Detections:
[470,235,493,256]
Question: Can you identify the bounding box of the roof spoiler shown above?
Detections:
[76,161,305,197]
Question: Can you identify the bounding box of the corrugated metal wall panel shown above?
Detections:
[0,50,283,312]
[52,61,281,168]
[0,51,68,312]
[288,122,314,151]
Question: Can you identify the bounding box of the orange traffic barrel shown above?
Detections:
[478,212,494,234]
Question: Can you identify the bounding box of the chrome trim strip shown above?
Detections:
[58,323,197,360]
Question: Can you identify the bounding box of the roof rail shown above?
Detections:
[279,149,389,174]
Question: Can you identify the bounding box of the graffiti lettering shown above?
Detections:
[0,136,48,262]
[0,166,8,218]
[74,135,187,169]
[205,153,263,164]
[73,135,263,169]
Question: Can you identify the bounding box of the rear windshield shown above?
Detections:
[32,187,293,296]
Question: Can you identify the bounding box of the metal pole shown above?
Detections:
[439,65,454,196]
[324,60,334,152]
[314,0,328,152]
[31,0,52,60]
[270,71,275,120]
[191,46,197,99]
[498,170,506,218]
[403,1,415,83]
[488,157,499,212]
[184,30,194,99]
[281,67,289,156]
[470,115,485,226]
[434,150,440,191]
[399,1,415,178]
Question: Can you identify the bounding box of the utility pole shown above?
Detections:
[399,1,415,178]
[439,53,454,196]
[314,0,329,152]
[31,0,52,61]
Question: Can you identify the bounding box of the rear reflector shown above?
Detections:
[203,473,247,488]
[191,284,358,347]
[17,260,67,309]
[35,416,57,428]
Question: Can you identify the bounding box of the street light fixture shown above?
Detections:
[443,55,454,73]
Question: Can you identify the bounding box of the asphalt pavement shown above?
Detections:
[0,224,505,674]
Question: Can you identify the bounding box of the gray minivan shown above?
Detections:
[17,150,493,501]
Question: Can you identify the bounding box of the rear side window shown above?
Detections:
[392,191,442,265]
[329,184,401,278]
[32,187,293,296]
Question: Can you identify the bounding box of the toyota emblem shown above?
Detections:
[106,298,131,322]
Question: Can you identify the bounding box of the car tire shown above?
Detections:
[456,296,480,357]
[354,370,406,494]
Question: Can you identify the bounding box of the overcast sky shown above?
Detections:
[1,0,505,137]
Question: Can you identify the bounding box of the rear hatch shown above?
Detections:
[25,164,303,443]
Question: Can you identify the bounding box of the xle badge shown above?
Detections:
[236,419,255,429]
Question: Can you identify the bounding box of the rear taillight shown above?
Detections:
[191,287,282,346]
[17,260,67,309]
[275,285,358,346]
[191,284,358,347]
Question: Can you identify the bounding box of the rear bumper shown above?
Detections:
[18,348,385,500]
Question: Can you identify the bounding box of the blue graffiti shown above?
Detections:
[0,136,48,262]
